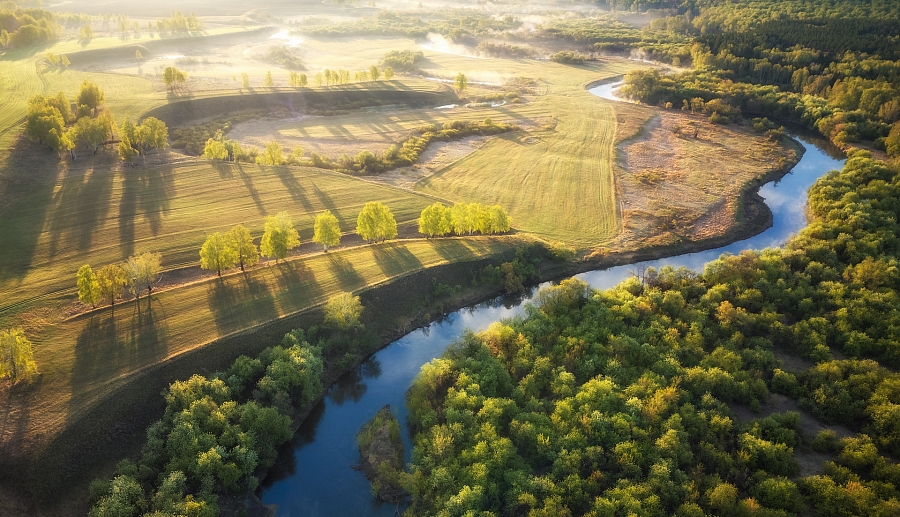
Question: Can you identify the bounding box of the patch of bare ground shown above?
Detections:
[609,108,799,251]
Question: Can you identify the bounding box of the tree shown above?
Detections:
[200,232,238,276]
[76,80,104,115]
[135,49,143,61]
[419,202,451,238]
[324,293,363,329]
[203,138,227,160]
[79,24,94,40]
[133,117,169,157]
[450,202,475,235]
[241,73,251,90]
[356,201,397,243]
[0,328,38,382]
[163,66,186,93]
[291,146,304,163]
[125,252,162,300]
[488,205,511,234]
[369,65,381,81]
[454,72,468,92]
[263,71,274,88]
[96,264,129,308]
[299,73,308,86]
[260,212,300,263]
[227,224,259,272]
[384,67,394,80]
[60,55,70,68]
[118,137,136,164]
[77,264,101,308]
[313,210,341,252]
[256,141,284,165]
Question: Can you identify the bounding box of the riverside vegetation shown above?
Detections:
[404,153,900,516]
[0,0,894,515]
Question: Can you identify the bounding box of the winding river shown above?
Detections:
[259,82,845,516]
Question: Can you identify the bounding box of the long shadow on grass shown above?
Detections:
[118,166,175,257]
[46,162,114,257]
[273,166,318,212]
[372,244,423,277]
[301,169,338,213]
[0,139,60,286]
[272,260,324,309]
[206,273,278,337]
[70,298,170,405]
[234,163,267,216]
[432,238,479,263]
[326,253,364,292]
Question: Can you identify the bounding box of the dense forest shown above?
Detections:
[618,1,900,153]
[404,153,900,516]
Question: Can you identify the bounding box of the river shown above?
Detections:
[259,82,845,517]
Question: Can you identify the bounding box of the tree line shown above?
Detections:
[77,201,510,310]
[404,152,900,516]
[418,201,510,238]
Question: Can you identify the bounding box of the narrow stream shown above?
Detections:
[259,82,845,517]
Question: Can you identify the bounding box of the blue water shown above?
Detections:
[260,83,846,516]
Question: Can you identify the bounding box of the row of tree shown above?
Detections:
[76,252,161,309]
[418,202,511,237]
[0,4,60,49]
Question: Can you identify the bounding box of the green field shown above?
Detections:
[0,160,443,324]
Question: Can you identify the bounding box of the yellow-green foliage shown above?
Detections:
[324,292,363,329]
[0,328,37,382]
[260,211,300,263]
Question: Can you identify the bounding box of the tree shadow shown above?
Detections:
[327,254,364,292]
[272,260,324,308]
[46,163,114,256]
[259,399,327,488]
[234,163,266,216]
[327,370,367,406]
[272,166,318,213]
[432,238,478,263]
[0,138,61,284]
[300,169,338,213]
[372,245,423,277]
[69,297,170,405]
[206,273,278,336]
[118,165,175,257]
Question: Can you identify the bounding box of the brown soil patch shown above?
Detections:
[610,109,799,250]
